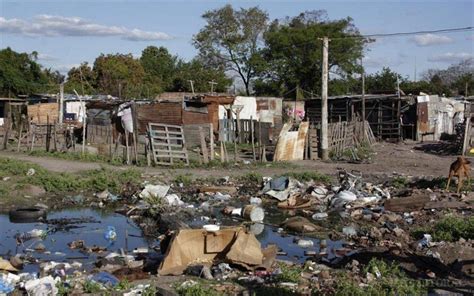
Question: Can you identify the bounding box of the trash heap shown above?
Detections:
[1,169,473,295]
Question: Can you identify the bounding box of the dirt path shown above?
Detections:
[0,141,458,179]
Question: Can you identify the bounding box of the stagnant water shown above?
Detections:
[1,207,348,274]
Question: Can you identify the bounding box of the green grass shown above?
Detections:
[174,173,193,186]
[283,171,331,183]
[0,157,142,195]
[391,177,409,189]
[320,258,427,296]
[29,150,124,165]
[175,281,222,296]
[82,280,103,294]
[276,263,303,283]
[412,215,474,242]
[237,172,263,184]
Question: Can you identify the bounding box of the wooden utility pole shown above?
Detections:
[59,83,64,124]
[209,81,217,94]
[361,58,366,137]
[321,36,329,160]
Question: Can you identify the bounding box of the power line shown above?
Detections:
[334,26,474,39]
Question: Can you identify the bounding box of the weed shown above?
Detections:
[326,258,427,296]
[56,281,71,296]
[115,279,131,291]
[283,171,331,183]
[29,150,124,166]
[82,280,103,294]
[142,285,158,296]
[411,215,474,242]
[276,263,303,283]
[392,177,409,189]
[174,174,193,186]
[175,281,222,296]
[237,172,263,184]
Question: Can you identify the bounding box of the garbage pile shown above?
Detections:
[1,168,473,295]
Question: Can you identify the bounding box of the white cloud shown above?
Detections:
[363,55,403,69]
[428,52,474,63]
[409,34,453,46]
[53,64,80,74]
[467,35,474,41]
[0,15,171,41]
[37,53,57,61]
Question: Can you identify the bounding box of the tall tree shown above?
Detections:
[140,46,178,96]
[171,58,232,92]
[93,53,145,98]
[64,62,96,95]
[0,47,50,96]
[365,67,405,94]
[259,11,368,97]
[194,4,268,95]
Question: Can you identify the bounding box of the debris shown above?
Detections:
[158,228,264,275]
[250,197,262,205]
[163,194,184,206]
[24,275,59,296]
[198,186,237,194]
[281,216,321,233]
[278,194,312,209]
[384,194,430,212]
[274,122,309,161]
[242,205,265,222]
[90,271,120,287]
[26,168,36,176]
[104,226,117,243]
[139,184,170,199]
[0,258,18,272]
[330,190,357,208]
[342,226,357,237]
[297,239,314,248]
[312,212,328,220]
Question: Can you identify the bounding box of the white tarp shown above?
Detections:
[232,96,258,120]
[65,101,86,123]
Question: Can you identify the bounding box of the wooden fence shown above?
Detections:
[327,120,376,157]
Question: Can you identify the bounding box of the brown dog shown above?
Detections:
[446,156,471,193]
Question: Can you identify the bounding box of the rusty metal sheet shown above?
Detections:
[274,122,309,161]
[417,102,429,133]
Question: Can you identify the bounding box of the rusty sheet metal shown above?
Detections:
[274,122,309,161]
[136,102,182,133]
[417,102,429,133]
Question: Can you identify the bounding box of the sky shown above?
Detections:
[0,0,473,81]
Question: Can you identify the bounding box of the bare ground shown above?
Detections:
[0,141,459,180]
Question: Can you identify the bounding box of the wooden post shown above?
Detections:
[250,116,256,161]
[199,127,209,163]
[462,117,471,156]
[220,141,225,163]
[46,115,50,152]
[125,131,130,165]
[59,83,64,124]
[209,123,214,161]
[131,102,139,164]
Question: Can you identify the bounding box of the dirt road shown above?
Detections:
[0,141,457,179]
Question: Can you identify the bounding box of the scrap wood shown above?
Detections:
[384,195,430,212]
[424,200,473,210]
[198,186,238,194]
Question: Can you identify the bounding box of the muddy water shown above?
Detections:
[0,209,155,273]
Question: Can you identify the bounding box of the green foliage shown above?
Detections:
[64,62,96,95]
[259,11,368,98]
[0,47,60,96]
[29,150,123,165]
[329,259,427,296]
[283,171,331,183]
[82,280,103,294]
[174,173,193,186]
[140,46,177,95]
[365,67,404,94]
[276,263,303,283]
[142,285,158,296]
[175,281,222,296]
[94,53,145,98]
[194,4,268,95]
[0,157,142,194]
[391,177,409,189]
[414,215,474,242]
[237,172,263,184]
[172,59,231,93]
[56,281,71,296]
[115,279,131,291]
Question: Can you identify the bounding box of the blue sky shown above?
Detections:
[1,0,473,81]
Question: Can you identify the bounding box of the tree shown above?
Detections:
[422,59,473,96]
[171,59,232,93]
[194,4,268,95]
[0,47,50,96]
[64,62,96,95]
[258,10,368,98]
[93,53,145,98]
[365,67,405,94]
[140,46,178,97]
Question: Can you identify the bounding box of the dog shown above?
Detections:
[446,156,471,193]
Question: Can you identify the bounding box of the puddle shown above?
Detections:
[0,208,156,274]
[188,203,349,264]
